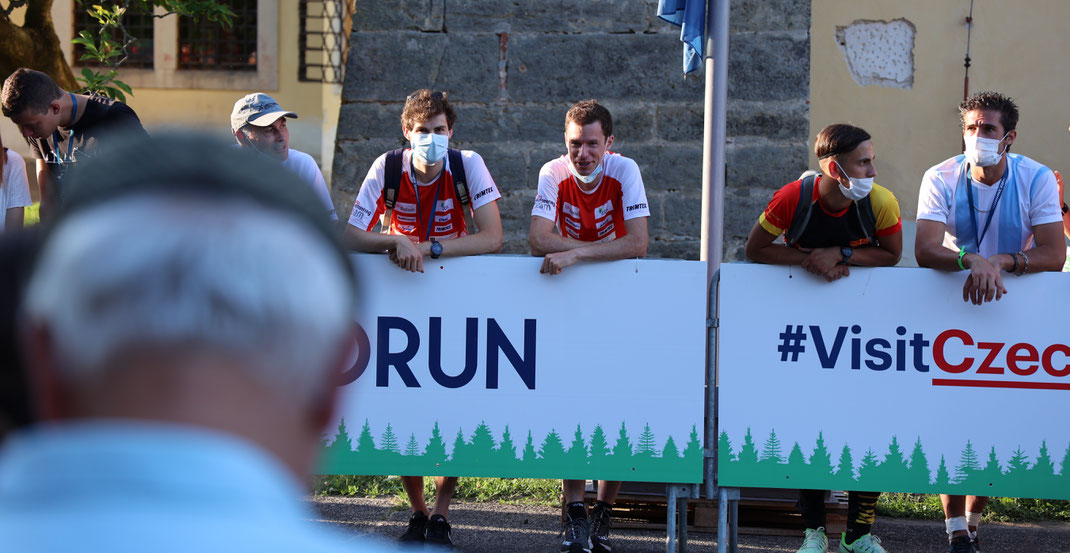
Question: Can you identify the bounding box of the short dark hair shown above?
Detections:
[566,100,613,138]
[815,123,871,161]
[401,89,457,131]
[1,68,64,118]
[959,91,1019,133]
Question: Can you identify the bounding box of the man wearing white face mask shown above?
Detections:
[344,89,503,275]
[746,123,903,282]
[746,123,901,553]
[916,92,1065,553]
[341,89,502,549]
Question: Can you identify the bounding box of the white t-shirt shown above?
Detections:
[282,149,337,222]
[347,149,501,232]
[1,148,32,233]
[917,153,1062,258]
[532,153,649,243]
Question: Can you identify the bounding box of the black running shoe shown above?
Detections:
[948,535,977,553]
[561,510,592,553]
[425,514,454,548]
[399,510,428,543]
[970,533,982,553]
[590,501,613,553]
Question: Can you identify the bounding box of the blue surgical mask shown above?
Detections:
[410,132,449,164]
[568,159,603,185]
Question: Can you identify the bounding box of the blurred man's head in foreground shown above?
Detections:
[20,133,356,478]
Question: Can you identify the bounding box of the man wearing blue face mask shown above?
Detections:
[746,123,903,282]
[344,89,502,275]
[341,90,503,549]
[745,124,901,553]
[916,92,1065,553]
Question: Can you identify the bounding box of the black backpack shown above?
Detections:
[784,173,877,247]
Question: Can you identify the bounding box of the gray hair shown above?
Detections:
[22,194,353,402]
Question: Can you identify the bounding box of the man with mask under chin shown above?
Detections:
[745,123,902,553]
[916,91,1064,553]
[231,93,338,222]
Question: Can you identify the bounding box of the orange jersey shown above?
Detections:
[532,153,649,243]
[348,149,500,241]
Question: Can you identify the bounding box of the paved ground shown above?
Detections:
[311,496,1070,552]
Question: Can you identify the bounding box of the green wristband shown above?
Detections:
[957,247,967,270]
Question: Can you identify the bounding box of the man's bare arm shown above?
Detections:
[743,221,809,265]
[35,160,53,221]
[342,224,424,273]
[535,217,648,275]
[1024,221,1067,272]
[847,230,902,267]
[530,216,591,256]
[420,201,503,258]
[5,207,24,231]
[915,219,965,270]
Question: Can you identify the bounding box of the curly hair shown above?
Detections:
[959,91,1019,133]
[400,89,457,132]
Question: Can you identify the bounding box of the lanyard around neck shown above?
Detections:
[49,92,78,163]
[965,163,1007,252]
[410,156,444,242]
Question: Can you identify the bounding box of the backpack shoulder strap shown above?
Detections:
[447,148,478,234]
[382,148,404,209]
[379,148,404,234]
[856,194,878,245]
[447,149,470,205]
[785,174,817,247]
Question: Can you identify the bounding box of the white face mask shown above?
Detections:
[410,132,449,164]
[567,158,603,184]
[834,162,873,201]
[964,132,1009,167]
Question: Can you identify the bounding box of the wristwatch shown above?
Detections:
[840,246,853,264]
[430,238,443,259]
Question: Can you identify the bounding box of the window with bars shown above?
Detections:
[299,0,351,83]
[73,6,155,69]
[177,0,258,72]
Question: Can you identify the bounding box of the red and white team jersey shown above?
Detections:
[347,149,501,242]
[531,152,650,243]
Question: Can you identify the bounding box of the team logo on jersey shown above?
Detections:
[562,202,581,218]
[435,223,454,233]
[394,202,417,214]
[395,214,417,224]
[625,202,648,213]
[435,214,451,223]
[565,226,580,239]
[595,216,612,230]
[474,187,496,200]
[595,232,615,243]
[398,225,416,234]
[534,198,556,213]
[595,200,614,219]
[597,222,615,238]
[436,199,454,212]
[565,217,582,230]
[352,201,373,218]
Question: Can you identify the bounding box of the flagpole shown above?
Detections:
[700,0,728,287]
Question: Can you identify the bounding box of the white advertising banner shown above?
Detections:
[320,254,707,483]
[718,263,1070,499]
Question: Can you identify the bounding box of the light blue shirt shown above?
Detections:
[0,421,399,553]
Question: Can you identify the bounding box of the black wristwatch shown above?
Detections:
[430,238,443,259]
[840,246,853,264]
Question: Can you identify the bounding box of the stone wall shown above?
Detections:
[332,0,810,260]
